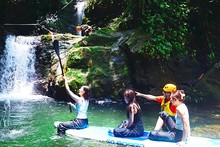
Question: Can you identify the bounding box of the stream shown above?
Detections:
[0,95,219,147]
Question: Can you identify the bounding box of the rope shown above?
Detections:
[39,0,75,25]
[3,0,75,33]
[4,24,38,26]
[4,23,52,33]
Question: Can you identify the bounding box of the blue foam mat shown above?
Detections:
[64,126,220,147]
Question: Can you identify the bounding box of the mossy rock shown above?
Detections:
[65,43,129,99]
[74,28,120,47]
[67,46,111,68]
[124,29,149,52]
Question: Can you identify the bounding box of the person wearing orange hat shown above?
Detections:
[136,83,177,131]
[75,25,92,36]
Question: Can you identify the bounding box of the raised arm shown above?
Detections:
[135,91,157,101]
[63,77,82,103]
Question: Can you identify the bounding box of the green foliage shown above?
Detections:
[188,0,220,65]
[66,46,111,82]
[94,27,115,36]
[185,88,207,104]
[66,69,88,93]
[67,48,91,69]
[65,39,129,99]
[122,0,147,21]
[87,0,191,61]
[0,0,74,33]
[2,0,219,64]
[91,0,220,63]
[86,0,124,27]
[40,34,52,42]
[82,33,119,47]
[138,1,190,61]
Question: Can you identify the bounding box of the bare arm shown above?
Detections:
[126,104,136,128]
[177,107,189,142]
[67,102,76,109]
[135,91,157,101]
[63,77,82,103]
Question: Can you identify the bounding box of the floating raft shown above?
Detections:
[65,126,220,147]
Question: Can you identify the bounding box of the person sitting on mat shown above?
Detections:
[112,89,144,137]
[56,76,91,136]
[136,83,177,131]
[149,90,190,147]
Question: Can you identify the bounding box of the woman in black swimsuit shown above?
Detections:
[113,89,144,137]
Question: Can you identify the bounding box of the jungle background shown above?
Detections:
[0,0,220,104]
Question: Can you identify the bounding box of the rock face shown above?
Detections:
[35,30,220,103]
[33,34,83,99]
[193,63,220,101]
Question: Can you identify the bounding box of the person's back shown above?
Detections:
[80,25,92,36]
[127,105,144,133]
[75,99,89,119]
[113,89,144,137]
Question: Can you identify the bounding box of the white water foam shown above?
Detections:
[0,35,40,95]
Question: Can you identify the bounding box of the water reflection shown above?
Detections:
[189,103,220,138]
[0,95,51,142]
[0,99,10,128]
[0,95,219,146]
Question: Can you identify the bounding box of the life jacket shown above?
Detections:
[161,99,176,116]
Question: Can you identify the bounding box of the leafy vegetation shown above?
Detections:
[86,0,220,64]
[64,30,129,99]
[0,0,76,33]
[1,0,219,64]
[1,0,220,102]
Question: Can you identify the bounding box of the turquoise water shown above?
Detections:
[0,95,219,147]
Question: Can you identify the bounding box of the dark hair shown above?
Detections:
[124,89,136,104]
[82,86,91,100]
[172,90,186,102]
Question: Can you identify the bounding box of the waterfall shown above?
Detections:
[73,0,86,35]
[75,1,85,25]
[0,35,40,95]
[110,33,126,81]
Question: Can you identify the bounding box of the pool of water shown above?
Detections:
[0,95,219,146]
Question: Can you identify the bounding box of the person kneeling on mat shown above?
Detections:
[112,89,144,137]
[57,76,91,136]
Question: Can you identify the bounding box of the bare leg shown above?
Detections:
[154,116,164,130]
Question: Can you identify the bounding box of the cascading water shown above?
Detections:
[74,1,85,25]
[110,33,126,81]
[73,0,86,35]
[0,35,40,95]
[0,35,44,139]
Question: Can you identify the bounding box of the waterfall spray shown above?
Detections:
[0,35,40,94]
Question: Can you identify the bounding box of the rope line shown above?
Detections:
[39,0,75,25]
[4,24,39,26]
[3,0,75,33]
